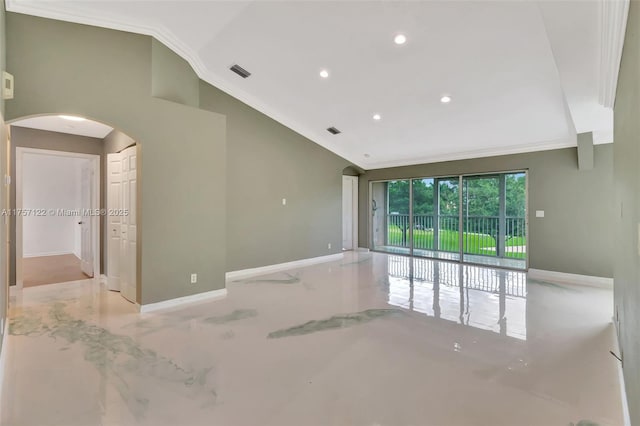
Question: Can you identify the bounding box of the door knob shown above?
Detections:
[78,221,83,225]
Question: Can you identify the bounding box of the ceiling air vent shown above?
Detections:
[230,64,251,78]
[327,127,341,135]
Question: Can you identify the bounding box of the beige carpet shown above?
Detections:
[23,254,91,287]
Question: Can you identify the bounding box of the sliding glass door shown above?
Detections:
[370,171,527,269]
[371,180,411,255]
[411,177,460,261]
[412,178,435,254]
[461,173,526,268]
[435,177,461,261]
[462,175,500,263]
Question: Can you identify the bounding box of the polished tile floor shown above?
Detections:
[1,252,623,426]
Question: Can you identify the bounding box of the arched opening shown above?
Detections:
[9,113,140,304]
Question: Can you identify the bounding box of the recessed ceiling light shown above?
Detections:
[372,114,381,121]
[440,95,452,103]
[394,34,407,45]
[59,115,86,122]
[319,69,329,78]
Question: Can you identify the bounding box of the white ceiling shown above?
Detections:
[12,115,114,139]
[6,0,627,169]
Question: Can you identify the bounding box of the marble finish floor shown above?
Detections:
[1,252,623,426]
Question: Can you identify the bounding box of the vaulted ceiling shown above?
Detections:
[6,0,628,169]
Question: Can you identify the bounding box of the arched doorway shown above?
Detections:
[9,114,139,303]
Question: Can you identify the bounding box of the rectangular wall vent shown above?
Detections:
[230,64,251,78]
[327,127,341,135]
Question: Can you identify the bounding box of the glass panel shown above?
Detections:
[412,178,435,256]
[505,172,527,262]
[437,177,460,261]
[462,175,499,260]
[461,173,527,269]
[371,180,411,255]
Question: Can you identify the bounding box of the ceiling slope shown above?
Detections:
[6,0,627,169]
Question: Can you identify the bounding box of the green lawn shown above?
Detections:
[387,226,526,259]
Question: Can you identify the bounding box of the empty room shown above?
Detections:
[0,1,637,426]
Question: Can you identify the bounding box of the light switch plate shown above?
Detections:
[536,210,545,218]
[282,198,287,206]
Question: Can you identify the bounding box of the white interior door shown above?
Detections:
[120,145,137,303]
[80,162,94,277]
[107,153,122,291]
[342,176,358,250]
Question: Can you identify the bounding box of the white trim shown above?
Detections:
[15,147,101,290]
[226,253,344,281]
[599,0,630,108]
[528,268,613,289]
[342,175,359,251]
[613,320,631,426]
[139,288,228,313]
[0,319,9,406]
[356,247,370,252]
[352,177,359,249]
[364,136,577,170]
[99,274,107,284]
[23,250,75,258]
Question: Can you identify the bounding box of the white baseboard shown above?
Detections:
[139,288,227,313]
[613,321,631,426]
[23,251,74,258]
[225,253,344,281]
[356,247,370,252]
[0,319,9,406]
[527,269,613,289]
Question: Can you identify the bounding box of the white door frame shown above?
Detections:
[15,147,100,289]
[342,175,359,250]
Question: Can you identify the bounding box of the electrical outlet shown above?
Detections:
[282,198,287,206]
[328,243,332,249]
[190,273,197,284]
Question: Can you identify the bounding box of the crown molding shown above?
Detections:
[361,135,577,170]
[599,0,630,108]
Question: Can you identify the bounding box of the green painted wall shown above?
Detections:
[613,1,640,423]
[151,39,199,108]
[198,82,351,272]
[5,13,227,305]
[359,144,614,278]
[147,40,352,271]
